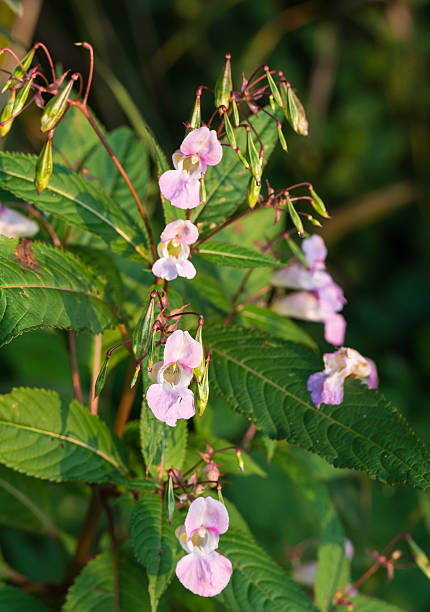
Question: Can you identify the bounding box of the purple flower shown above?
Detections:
[176,497,232,597]
[152,220,199,281]
[307,347,379,408]
[159,126,223,209]
[146,330,203,426]
[272,235,346,345]
[0,205,38,238]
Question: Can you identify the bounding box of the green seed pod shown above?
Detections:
[95,356,109,397]
[264,66,283,108]
[130,362,141,389]
[197,359,210,417]
[247,176,261,209]
[147,323,158,372]
[34,137,53,194]
[284,235,309,268]
[214,53,232,109]
[407,535,430,579]
[200,174,206,205]
[223,111,237,149]
[282,83,309,136]
[269,93,276,112]
[287,197,304,236]
[234,146,250,170]
[246,129,262,181]
[132,290,157,362]
[309,186,330,218]
[40,78,75,133]
[13,76,34,115]
[306,214,322,227]
[167,475,175,524]
[236,448,244,472]
[2,47,35,93]
[277,123,288,152]
[193,318,205,383]
[231,97,240,127]
[189,94,201,129]
[0,89,16,137]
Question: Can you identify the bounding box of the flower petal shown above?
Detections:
[307,371,345,408]
[302,235,327,269]
[159,170,201,209]
[176,551,232,597]
[146,384,195,427]
[185,497,229,537]
[163,330,203,369]
[175,259,196,279]
[0,206,39,238]
[180,127,223,166]
[272,291,323,321]
[323,313,346,346]
[366,358,378,389]
[152,257,179,281]
[160,220,199,245]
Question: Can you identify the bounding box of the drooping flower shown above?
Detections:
[146,329,203,426]
[307,347,378,408]
[0,205,38,238]
[176,497,232,597]
[152,220,199,281]
[159,126,223,209]
[272,234,346,345]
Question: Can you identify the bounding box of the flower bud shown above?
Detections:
[264,66,283,108]
[193,317,205,383]
[0,89,16,137]
[197,354,210,417]
[203,460,220,486]
[217,483,224,504]
[95,355,109,397]
[2,47,35,93]
[214,53,232,109]
[286,197,304,236]
[231,97,240,127]
[40,77,75,133]
[132,289,157,362]
[246,128,262,182]
[235,448,244,472]
[189,93,201,129]
[13,75,34,115]
[223,111,237,149]
[309,186,329,218]
[247,176,261,209]
[34,137,53,194]
[167,474,175,524]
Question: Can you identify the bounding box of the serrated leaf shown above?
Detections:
[193,106,283,232]
[0,238,118,347]
[0,584,52,611]
[0,387,125,482]
[216,528,315,611]
[131,495,179,611]
[198,240,280,268]
[205,326,430,490]
[350,595,406,612]
[188,273,232,313]
[63,549,150,611]
[239,304,317,349]
[0,153,149,260]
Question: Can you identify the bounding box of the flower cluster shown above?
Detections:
[146,329,203,427]
[152,220,199,281]
[176,497,232,597]
[272,235,346,346]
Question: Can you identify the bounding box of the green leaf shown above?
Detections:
[1,0,22,15]
[188,273,232,313]
[0,584,52,611]
[140,403,188,478]
[239,304,317,349]
[198,240,280,268]
[350,595,406,612]
[205,326,430,490]
[63,549,150,611]
[216,528,315,611]
[0,153,149,260]
[131,495,179,611]
[0,387,125,482]
[0,238,118,347]
[52,105,102,170]
[193,106,283,232]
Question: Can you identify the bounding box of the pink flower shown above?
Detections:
[152,220,199,281]
[0,205,38,238]
[159,127,222,209]
[146,330,203,426]
[176,497,232,597]
[272,235,346,345]
[307,347,378,408]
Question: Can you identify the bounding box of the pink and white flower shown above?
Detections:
[176,497,232,597]
[307,347,378,408]
[0,205,38,238]
[152,220,199,281]
[272,235,346,346]
[146,329,203,426]
[159,126,223,209]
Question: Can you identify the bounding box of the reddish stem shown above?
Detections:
[34,42,56,82]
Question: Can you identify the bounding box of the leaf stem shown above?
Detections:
[90,333,102,415]
[73,487,102,569]
[66,330,83,403]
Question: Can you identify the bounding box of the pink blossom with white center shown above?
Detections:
[158,126,223,210]
[175,497,232,597]
[272,235,346,346]
[152,220,199,281]
[0,205,38,238]
[307,347,378,408]
[146,330,203,427]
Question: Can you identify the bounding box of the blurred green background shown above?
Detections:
[0,0,429,609]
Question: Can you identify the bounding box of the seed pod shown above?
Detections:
[0,89,16,137]
[305,214,322,227]
[193,318,205,383]
[147,322,158,372]
[34,137,53,194]
[284,235,309,268]
[40,78,75,133]
[200,174,206,205]
[277,123,288,152]
[287,197,304,236]
[269,93,276,112]
[94,356,109,397]
[231,97,240,127]
[132,289,157,362]
[246,128,262,181]
[264,66,283,108]
[247,176,261,209]
[214,53,232,109]
[281,81,309,136]
[2,47,35,93]
[197,355,210,417]
[166,474,175,524]
[234,146,250,170]
[407,535,430,579]
[130,362,141,389]
[189,93,201,129]
[13,76,34,115]
[309,186,329,218]
[223,111,237,149]
[235,448,244,472]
